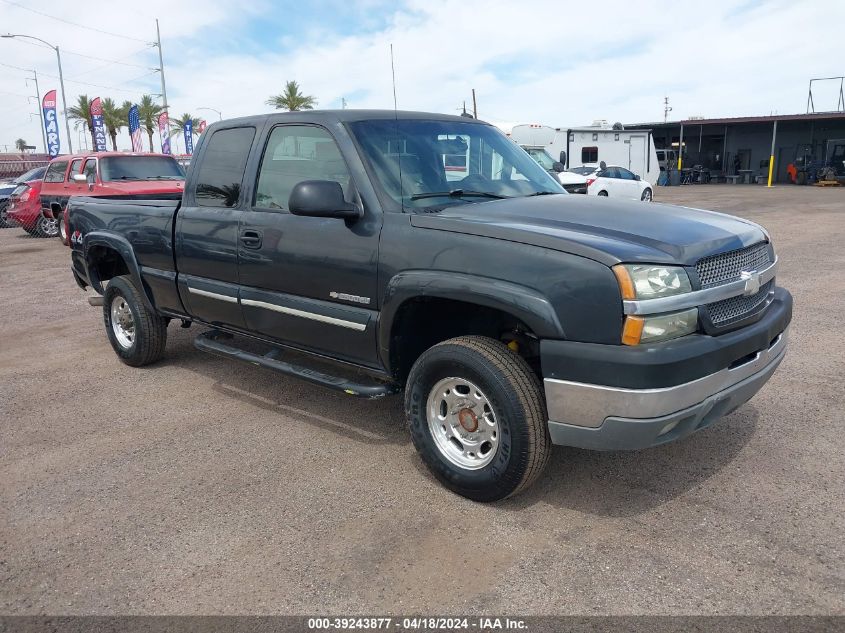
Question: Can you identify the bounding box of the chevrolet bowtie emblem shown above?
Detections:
[740,270,761,296]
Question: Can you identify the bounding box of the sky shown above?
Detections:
[1,0,843,154]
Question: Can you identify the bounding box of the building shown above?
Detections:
[628,112,845,183]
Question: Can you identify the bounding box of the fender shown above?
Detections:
[378,270,566,365]
[82,231,155,312]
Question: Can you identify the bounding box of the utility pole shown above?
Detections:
[155,19,169,117]
[471,88,477,119]
[26,69,47,152]
[664,96,672,123]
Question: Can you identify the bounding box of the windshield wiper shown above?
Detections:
[410,189,510,201]
[526,191,560,196]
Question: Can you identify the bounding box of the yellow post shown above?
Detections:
[678,124,684,171]
[767,120,778,187]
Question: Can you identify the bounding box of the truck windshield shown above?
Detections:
[348,119,564,211]
[100,156,185,182]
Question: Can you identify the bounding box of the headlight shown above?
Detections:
[622,308,699,345]
[613,264,692,300]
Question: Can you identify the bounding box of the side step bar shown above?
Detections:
[194,330,399,399]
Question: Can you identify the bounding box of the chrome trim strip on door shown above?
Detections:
[187,286,239,304]
[240,298,367,331]
[623,258,778,316]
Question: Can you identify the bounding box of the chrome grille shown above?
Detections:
[706,280,774,325]
[696,242,772,288]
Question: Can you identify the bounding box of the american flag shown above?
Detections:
[128,104,143,152]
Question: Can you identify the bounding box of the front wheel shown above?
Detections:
[103,275,168,366]
[405,335,550,502]
[641,187,653,201]
[58,211,69,245]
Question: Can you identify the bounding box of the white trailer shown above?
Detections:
[511,124,660,186]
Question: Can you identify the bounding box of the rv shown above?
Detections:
[511,123,660,186]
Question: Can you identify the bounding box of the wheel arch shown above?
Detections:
[83,232,155,311]
[379,271,565,381]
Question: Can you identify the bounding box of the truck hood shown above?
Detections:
[409,194,767,266]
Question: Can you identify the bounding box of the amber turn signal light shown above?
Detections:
[622,316,645,346]
[612,264,636,300]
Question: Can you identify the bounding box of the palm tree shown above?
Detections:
[101,98,126,151]
[15,138,27,152]
[67,94,97,150]
[138,94,164,152]
[265,80,317,111]
[168,113,202,140]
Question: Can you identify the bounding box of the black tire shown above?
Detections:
[103,275,167,367]
[33,215,59,238]
[58,211,69,245]
[405,335,550,502]
[641,187,653,202]
[597,190,609,197]
[0,203,10,228]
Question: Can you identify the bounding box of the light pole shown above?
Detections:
[2,33,74,154]
[26,70,48,152]
[198,107,222,121]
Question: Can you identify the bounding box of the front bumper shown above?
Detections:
[543,288,791,450]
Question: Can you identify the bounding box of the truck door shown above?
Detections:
[238,123,381,367]
[175,126,256,329]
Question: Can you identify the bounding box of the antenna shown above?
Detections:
[390,43,398,112]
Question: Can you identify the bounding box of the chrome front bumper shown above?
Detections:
[544,328,788,450]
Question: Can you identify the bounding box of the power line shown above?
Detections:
[0,0,149,43]
[1,63,158,95]
[68,46,157,80]
[7,37,155,69]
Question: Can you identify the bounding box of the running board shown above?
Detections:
[193,330,399,399]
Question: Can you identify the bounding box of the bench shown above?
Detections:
[724,175,741,184]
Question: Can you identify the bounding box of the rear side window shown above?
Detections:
[194,127,256,207]
[255,125,351,210]
[44,161,68,183]
[581,146,598,163]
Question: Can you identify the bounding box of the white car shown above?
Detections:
[522,146,588,193]
[584,164,653,201]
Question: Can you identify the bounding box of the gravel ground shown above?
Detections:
[1,185,843,615]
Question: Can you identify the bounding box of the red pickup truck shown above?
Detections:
[40,152,185,244]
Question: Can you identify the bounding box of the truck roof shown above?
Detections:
[207,109,490,128]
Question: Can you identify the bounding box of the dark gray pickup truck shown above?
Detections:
[68,110,792,501]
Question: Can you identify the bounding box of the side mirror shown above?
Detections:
[552,161,565,173]
[72,173,87,183]
[288,180,361,220]
[558,151,567,166]
[599,160,607,170]
[634,174,641,181]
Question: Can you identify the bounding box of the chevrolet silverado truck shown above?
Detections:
[67,110,792,501]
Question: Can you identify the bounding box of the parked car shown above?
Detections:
[7,178,56,236]
[587,164,654,201]
[67,110,791,502]
[522,146,587,194]
[39,152,185,244]
[0,166,47,228]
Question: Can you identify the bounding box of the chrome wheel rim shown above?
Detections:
[59,217,67,240]
[643,189,652,201]
[110,295,135,349]
[426,377,499,470]
[39,216,59,237]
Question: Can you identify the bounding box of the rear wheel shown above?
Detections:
[34,215,59,238]
[58,211,69,244]
[641,187,653,201]
[597,190,608,197]
[405,335,550,502]
[103,275,168,366]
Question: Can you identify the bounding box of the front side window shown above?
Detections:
[194,127,255,207]
[69,159,82,176]
[582,146,598,163]
[44,161,68,183]
[526,148,555,171]
[618,168,636,180]
[348,119,562,211]
[255,125,351,210]
[82,159,97,180]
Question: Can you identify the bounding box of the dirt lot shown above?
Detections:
[1,185,843,615]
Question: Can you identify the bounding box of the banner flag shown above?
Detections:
[42,90,60,157]
[90,97,107,152]
[128,104,143,152]
[183,120,193,155]
[158,112,171,155]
